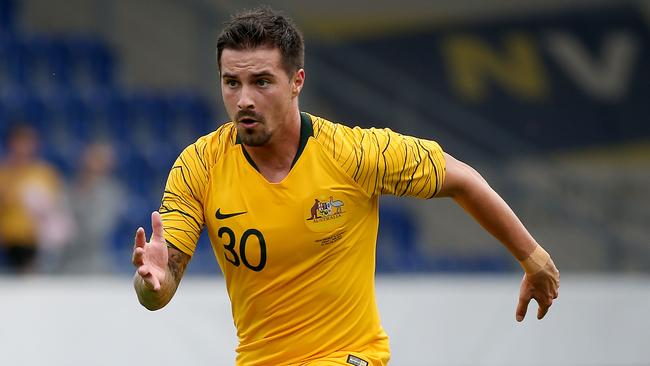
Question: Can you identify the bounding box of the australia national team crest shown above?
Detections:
[307,196,344,222]
[304,195,346,232]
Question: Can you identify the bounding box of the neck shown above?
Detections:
[244,109,301,183]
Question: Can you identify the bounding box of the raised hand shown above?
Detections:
[515,259,560,322]
[132,211,168,291]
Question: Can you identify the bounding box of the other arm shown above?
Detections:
[132,211,191,311]
[437,153,560,321]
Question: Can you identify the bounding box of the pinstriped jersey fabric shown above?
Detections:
[159,128,233,253]
[158,113,445,365]
[310,114,445,198]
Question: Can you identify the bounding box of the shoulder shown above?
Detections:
[177,122,237,168]
[309,113,363,147]
[165,123,238,202]
[309,113,399,151]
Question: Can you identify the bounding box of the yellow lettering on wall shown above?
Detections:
[442,33,548,102]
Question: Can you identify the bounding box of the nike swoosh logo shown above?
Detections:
[215,208,247,220]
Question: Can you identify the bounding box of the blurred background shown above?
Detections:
[0,0,648,365]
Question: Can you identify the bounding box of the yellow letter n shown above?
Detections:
[442,33,548,102]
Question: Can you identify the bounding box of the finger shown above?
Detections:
[138,266,161,292]
[516,295,531,322]
[151,211,164,244]
[151,275,161,291]
[537,299,552,320]
[134,227,146,248]
[138,264,151,278]
[137,266,160,291]
[132,247,145,266]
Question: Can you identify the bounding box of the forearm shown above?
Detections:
[439,154,541,261]
[451,176,538,261]
[440,154,559,321]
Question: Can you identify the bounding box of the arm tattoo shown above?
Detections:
[167,247,190,284]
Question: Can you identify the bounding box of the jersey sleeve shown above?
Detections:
[159,138,210,256]
[314,118,446,198]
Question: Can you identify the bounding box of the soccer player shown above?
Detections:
[132,7,560,366]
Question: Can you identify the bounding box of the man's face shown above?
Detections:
[220,47,304,147]
[9,128,38,161]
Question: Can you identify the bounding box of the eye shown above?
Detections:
[256,79,270,87]
[225,79,239,88]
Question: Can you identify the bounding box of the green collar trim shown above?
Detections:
[236,112,314,172]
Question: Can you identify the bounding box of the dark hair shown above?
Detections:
[216,6,304,76]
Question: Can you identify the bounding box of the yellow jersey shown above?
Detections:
[160,113,446,366]
[0,161,63,245]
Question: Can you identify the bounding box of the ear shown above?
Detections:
[291,69,305,97]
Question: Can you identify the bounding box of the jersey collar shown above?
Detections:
[236,112,314,171]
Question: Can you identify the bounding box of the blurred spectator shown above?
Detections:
[0,123,74,274]
[63,142,126,274]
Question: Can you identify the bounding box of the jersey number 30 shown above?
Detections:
[218,227,267,272]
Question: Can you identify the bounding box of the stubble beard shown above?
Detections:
[235,109,272,147]
[238,124,272,147]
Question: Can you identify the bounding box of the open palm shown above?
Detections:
[132,211,168,291]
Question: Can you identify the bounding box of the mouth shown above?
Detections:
[237,117,258,127]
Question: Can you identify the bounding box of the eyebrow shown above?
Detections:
[252,72,274,78]
[222,71,275,79]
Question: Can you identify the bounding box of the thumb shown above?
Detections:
[138,265,161,292]
[515,295,530,322]
[150,211,164,244]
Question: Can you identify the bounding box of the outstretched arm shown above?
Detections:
[132,211,191,311]
[437,153,560,321]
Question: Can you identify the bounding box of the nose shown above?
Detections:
[237,86,254,110]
